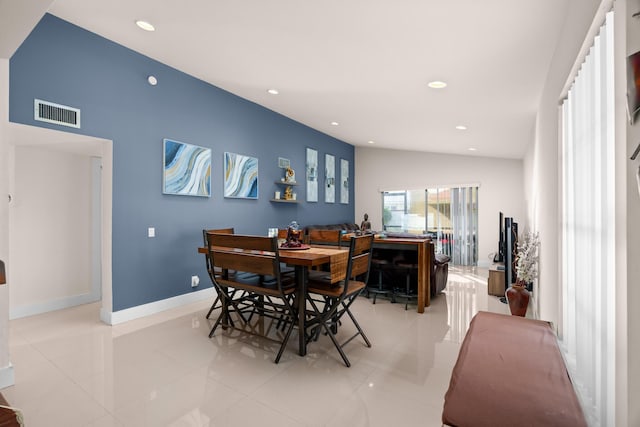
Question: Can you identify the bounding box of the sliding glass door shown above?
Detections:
[382,185,478,265]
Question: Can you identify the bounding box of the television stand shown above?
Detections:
[488,265,505,297]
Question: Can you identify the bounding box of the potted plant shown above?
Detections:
[506,231,539,316]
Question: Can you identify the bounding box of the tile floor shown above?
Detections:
[3,266,510,426]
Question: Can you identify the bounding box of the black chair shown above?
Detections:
[305,234,374,367]
[392,259,418,310]
[367,257,393,304]
[206,233,298,364]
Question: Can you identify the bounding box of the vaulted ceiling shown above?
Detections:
[2,0,571,159]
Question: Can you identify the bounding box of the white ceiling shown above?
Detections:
[5,0,572,159]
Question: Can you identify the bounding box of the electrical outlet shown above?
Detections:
[191,275,200,287]
[148,227,155,238]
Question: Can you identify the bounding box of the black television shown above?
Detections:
[504,217,518,286]
[493,211,505,263]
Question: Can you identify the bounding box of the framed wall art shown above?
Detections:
[306,147,318,202]
[325,153,335,203]
[224,152,258,199]
[163,138,211,197]
[340,158,349,204]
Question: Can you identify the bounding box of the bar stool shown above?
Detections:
[393,261,418,310]
[367,258,392,304]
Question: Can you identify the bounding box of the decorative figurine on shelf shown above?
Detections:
[284,186,293,200]
[282,221,303,248]
[360,213,372,233]
[285,166,296,183]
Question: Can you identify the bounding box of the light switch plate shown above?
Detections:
[148,227,155,238]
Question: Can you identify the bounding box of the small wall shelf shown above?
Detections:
[270,198,299,203]
[273,180,299,203]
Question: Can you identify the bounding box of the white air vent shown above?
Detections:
[34,99,81,128]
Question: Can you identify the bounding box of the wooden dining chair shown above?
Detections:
[206,233,298,364]
[305,234,374,367]
[305,229,342,247]
[202,227,235,319]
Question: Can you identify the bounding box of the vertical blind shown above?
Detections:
[449,187,478,266]
[560,11,614,426]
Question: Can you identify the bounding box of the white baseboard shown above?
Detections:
[103,287,215,325]
[10,292,100,320]
[0,363,14,389]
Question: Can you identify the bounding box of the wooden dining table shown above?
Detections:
[198,244,347,357]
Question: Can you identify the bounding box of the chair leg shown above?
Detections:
[343,302,372,347]
[323,322,351,367]
[208,313,225,338]
[205,295,221,319]
[369,267,391,304]
[405,272,410,310]
[274,316,295,364]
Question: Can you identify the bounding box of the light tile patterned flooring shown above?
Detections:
[3,266,509,426]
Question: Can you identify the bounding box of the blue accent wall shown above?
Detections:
[9,14,355,311]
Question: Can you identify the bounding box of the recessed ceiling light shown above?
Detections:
[367,140,375,144]
[267,89,279,95]
[468,147,477,151]
[135,20,155,32]
[147,75,158,86]
[331,121,339,126]
[456,125,467,130]
[427,80,447,89]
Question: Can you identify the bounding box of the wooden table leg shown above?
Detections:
[417,242,425,313]
[416,241,432,313]
[425,241,431,308]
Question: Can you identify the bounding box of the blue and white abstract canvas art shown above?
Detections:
[163,139,211,197]
[224,152,258,199]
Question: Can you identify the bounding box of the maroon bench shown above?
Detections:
[0,392,22,427]
[442,311,586,427]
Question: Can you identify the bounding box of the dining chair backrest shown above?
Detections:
[305,229,342,247]
[202,227,235,273]
[277,229,288,239]
[206,233,284,290]
[345,234,374,285]
[202,227,234,245]
[348,234,374,282]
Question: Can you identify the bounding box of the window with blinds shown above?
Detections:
[560,10,615,426]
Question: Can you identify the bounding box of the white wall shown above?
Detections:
[355,147,525,267]
[9,145,95,317]
[0,58,14,389]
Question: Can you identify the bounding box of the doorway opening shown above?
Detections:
[7,123,112,321]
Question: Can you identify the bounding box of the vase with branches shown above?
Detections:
[515,231,540,289]
[506,230,539,316]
